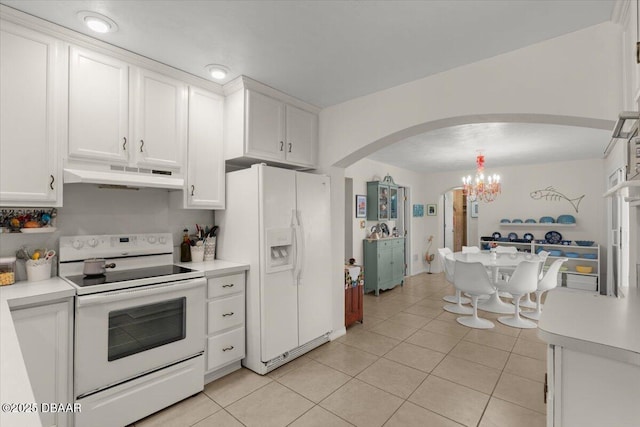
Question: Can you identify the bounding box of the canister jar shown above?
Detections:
[0,256,16,285]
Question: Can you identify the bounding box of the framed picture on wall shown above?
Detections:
[413,204,424,217]
[355,195,367,218]
[470,201,479,218]
[427,204,437,216]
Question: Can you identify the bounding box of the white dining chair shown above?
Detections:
[462,246,481,253]
[438,248,470,304]
[453,260,495,329]
[443,256,473,314]
[519,250,549,309]
[497,260,541,329]
[522,258,567,321]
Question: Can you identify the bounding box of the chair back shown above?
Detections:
[507,261,541,294]
[443,256,456,283]
[438,248,453,283]
[453,260,494,295]
[495,246,517,253]
[462,246,480,254]
[538,258,567,291]
[537,250,550,278]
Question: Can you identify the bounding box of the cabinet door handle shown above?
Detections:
[122,137,127,151]
[288,142,292,153]
[280,141,284,151]
[222,346,234,352]
[140,139,144,152]
[49,175,54,190]
[222,312,234,317]
[191,185,195,196]
[543,374,548,404]
[222,284,234,288]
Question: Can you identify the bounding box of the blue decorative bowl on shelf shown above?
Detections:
[582,253,597,259]
[512,219,523,223]
[557,214,576,224]
[500,219,511,223]
[574,240,595,246]
[565,252,579,258]
[525,219,537,223]
[540,216,555,223]
[561,240,572,245]
[548,250,563,257]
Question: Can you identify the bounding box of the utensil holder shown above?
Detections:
[26,259,52,282]
[190,245,205,263]
[204,237,216,261]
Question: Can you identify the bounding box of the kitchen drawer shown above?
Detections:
[207,327,244,371]
[207,293,245,334]
[207,273,245,298]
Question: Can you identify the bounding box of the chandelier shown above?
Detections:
[462,153,501,203]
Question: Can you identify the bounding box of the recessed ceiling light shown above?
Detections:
[77,11,118,34]
[205,64,230,80]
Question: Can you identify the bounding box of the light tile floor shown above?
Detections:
[134,273,547,427]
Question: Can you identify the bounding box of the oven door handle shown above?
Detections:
[76,278,205,307]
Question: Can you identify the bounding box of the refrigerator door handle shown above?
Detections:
[292,209,301,284]
[295,209,305,285]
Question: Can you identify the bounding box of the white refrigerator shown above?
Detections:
[216,164,332,374]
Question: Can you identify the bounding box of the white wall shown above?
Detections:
[345,158,432,275]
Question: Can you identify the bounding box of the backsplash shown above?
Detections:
[0,184,214,279]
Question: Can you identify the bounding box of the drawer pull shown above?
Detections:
[222,284,234,288]
[222,312,234,317]
[222,346,234,352]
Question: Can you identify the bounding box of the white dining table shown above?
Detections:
[447,251,542,314]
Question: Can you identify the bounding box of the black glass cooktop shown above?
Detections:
[66,265,197,287]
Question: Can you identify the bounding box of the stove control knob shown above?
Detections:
[72,240,84,249]
[87,238,98,247]
[148,236,157,244]
[159,236,167,244]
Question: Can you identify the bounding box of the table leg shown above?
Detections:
[477,266,515,314]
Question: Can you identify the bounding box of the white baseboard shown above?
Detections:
[329,327,346,341]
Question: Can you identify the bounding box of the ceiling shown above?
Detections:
[1,1,617,171]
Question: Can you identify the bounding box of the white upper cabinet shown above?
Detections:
[68,46,129,163]
[0,21,65,207]
[133,68,187,170]
[184,86,225,209]
[224,77,319,169]
[68,46,187,172]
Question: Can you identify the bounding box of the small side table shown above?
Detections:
[345,265,364,327]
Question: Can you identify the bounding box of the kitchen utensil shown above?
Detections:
[44,250,56,261]
[545,230,562,244]
[83,258,116,276]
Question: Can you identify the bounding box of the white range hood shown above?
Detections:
[64,168,184,190]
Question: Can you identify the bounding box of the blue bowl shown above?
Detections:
[582,253,597,259]
[557,214,576,224]
[561,240,572,245]
[565,252,579,258]
[575,240,595,246]
[525,218,537,223]
[540,216,555,223]
[500,218,511,223]
[512,219,523,223]
[549,250,563,257]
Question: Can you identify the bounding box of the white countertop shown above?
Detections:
[0,277,75,427]
[176,259,249,277]
[538,286,640,366]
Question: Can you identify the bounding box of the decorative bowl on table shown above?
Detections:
[565,252,579,258]
[575,266,593,274]
[557,214,576,224]
[500,219,511,223]
[540,216,555,223]
[525,218,537,223]
[574,240,595,246]
[582,253,597,259]
[512,219,523,223]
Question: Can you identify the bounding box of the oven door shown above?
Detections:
[75,278,205,398]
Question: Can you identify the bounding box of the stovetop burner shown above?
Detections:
[66,265,197,288]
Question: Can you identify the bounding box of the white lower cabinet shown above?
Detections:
[11,299,73,427]
[546,344,640,427]
[205,272,246,383]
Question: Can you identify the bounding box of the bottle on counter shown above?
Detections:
[180,228,192,262]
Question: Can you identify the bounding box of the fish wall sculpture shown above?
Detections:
[530,186,585,213]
